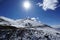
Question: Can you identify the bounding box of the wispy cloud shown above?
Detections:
[51,25,60,28]
[36,0,58,11]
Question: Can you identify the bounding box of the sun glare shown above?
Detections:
[23,1,31,10]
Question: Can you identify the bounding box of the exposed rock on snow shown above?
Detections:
[0,16,50,28]
[0,16,60,40]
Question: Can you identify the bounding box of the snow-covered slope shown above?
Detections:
[15,17,47,28]
[0,27,60,40]
[0,16,60,40]
[0,16,58,30]
[0,16,51,28]
[0,16,15,26]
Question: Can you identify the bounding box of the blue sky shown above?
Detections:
[0,0,60,26]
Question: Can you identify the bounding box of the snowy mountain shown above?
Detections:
[0,16,15,26]
[0,16,51,28]
[0,16,60,40]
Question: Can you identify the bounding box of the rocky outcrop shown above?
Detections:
[0,28,60,40]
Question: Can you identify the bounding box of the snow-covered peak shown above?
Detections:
[0,16,14,22]
[15,17,44,27]
[0,16,60,40]
[0,16,50,28]
[0,16,16,26]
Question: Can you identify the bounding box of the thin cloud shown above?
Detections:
[51,25,60,28]
[37,0,58,11]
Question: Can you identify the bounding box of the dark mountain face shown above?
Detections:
[0,18,5,22]
[0,25,17,29]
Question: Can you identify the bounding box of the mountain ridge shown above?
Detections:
[0,16,52,28]
[0,16,60,40]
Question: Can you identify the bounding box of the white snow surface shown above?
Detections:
[0,16,60,40]
[0,16,44,28]
[0,16,60,33]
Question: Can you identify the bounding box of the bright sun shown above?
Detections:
[23,1,31,10]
